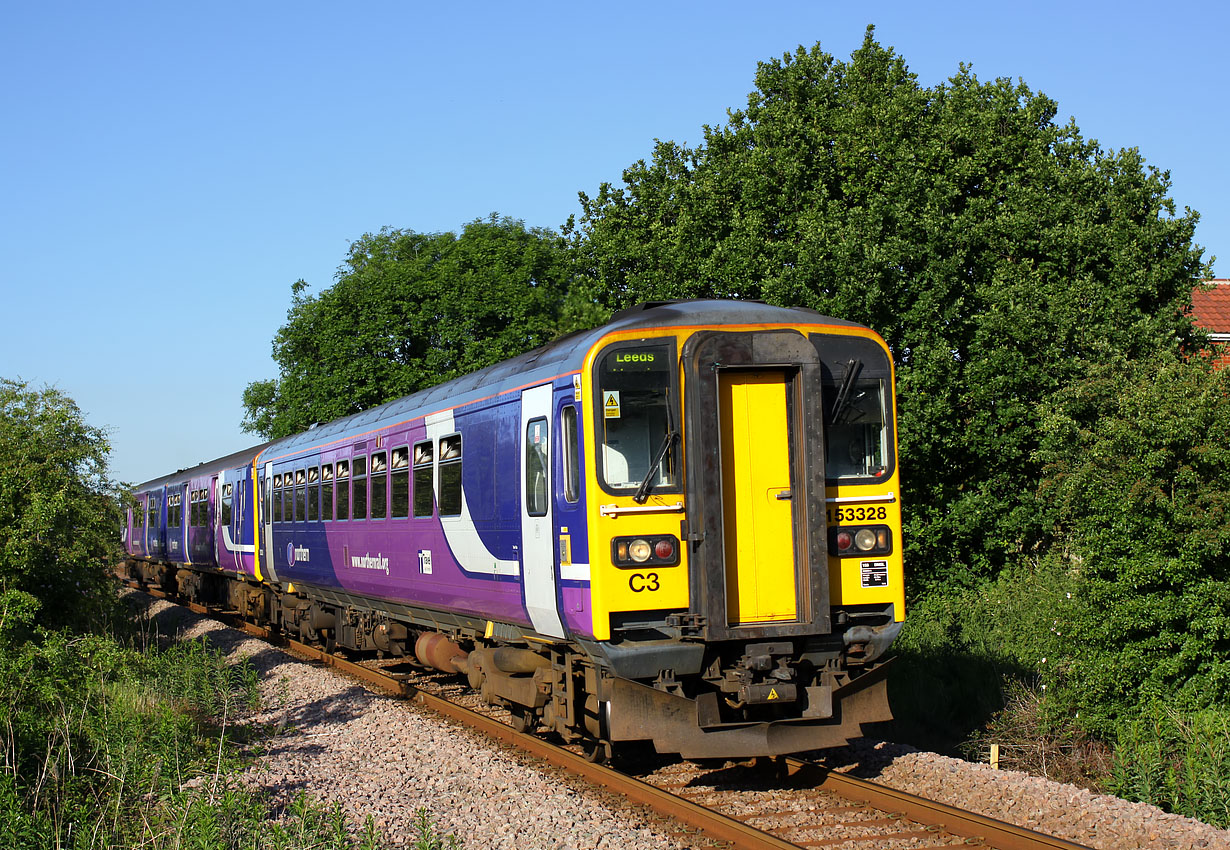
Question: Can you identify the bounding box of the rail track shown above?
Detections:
[129,582,1093,850]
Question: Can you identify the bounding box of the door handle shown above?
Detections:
[775,489,792,500]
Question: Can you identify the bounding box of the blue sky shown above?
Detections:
[2,1,1226,486]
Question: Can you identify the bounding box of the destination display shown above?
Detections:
[603,347,669,372]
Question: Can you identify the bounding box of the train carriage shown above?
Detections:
[125,300,904,759]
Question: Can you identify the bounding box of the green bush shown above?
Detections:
[1108,705,1230,827]
[0,591,396,849]
[889,560,1076,751]
[1033,355,1230,734]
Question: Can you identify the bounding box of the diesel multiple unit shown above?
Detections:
[123,300,905,759]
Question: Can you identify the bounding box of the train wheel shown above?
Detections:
[509,707,533,733]
[582,739,612,764]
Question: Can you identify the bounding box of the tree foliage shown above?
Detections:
[569,28,1210,588]
[0,380,121,629]
[1034,354,1230,730]
[242,215,577,439]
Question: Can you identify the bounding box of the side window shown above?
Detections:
[413,441,433,518]
[148,498,159,529]
[272,474,284,522]
[307,467,319,522]
[371,451,388,519]
[294,470,306,522]
[322,464,334,521]
[562,406,580,503]
[352,455,368,519]
[336,460,350,520]
[221,484,233,526]
[391,447,409,518]
[525,418,548,517]
[439,435,462,516]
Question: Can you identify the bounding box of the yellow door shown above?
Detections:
[719,371,798,624]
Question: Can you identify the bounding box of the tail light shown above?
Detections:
[612,535,680,567]
[830,525,892,557]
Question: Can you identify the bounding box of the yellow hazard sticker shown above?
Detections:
[603,390,621,419]
[768,688,779,700]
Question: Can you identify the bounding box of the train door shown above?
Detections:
[554,391,587,586]
[718,370,797,624]
[682,330,831,642]
[179,484,190,564]
[521,383,566,638]
[209,476,219,564]
[235,473,247,569]
[262,461,278,583]
[257,466,267,577]
[155,487,167,558]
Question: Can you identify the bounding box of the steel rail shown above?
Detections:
[137,585,1095,850]
[784,759,1094,850]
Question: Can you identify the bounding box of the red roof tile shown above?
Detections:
[1193,280,1230,335]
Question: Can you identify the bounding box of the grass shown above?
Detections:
[0,590,461,849]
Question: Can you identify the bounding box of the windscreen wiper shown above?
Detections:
[633,430,678,504]
[830,359,864,424]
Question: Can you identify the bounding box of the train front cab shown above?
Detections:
[583,320,904,758]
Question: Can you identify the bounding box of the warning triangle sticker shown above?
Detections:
[768,688,779,700]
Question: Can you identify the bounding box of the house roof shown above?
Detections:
[1193,280,1230,337]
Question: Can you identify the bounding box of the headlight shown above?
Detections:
[628,539,652,562]
[854,529,877,551]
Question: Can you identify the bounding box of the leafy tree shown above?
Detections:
[0,380,121,628]
[243,215,576,439]
[569,28,1210,588]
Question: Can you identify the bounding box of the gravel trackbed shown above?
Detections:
[142,597,1230,850]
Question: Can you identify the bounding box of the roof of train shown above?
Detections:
[135,300,864,482]
[134,440,276,492]
[258,300,861,463]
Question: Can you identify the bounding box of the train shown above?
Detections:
[122,299,904,760]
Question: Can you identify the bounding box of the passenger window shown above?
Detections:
[321,464,334,520]
[371,451,388,519]
[525,418,548,517]
[294,470,306,522]
[439,435,462,516]
[391,447,409,518]
[336,460,350,520]
[413,441,433,518]
[352,456,368,519]
[221,485,233,526]
[562,406,580,503]
[307,467,319,522]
